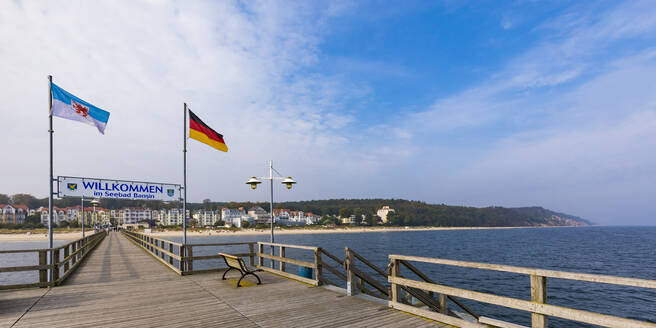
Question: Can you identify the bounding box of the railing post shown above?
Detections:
[168,243,174,266]
[38,250,47,287]
[179,245,185,273]
[390,258,401,303]
[531,275,548,328]
[187,246,193,273]
[315,248,323,285]
[258,243,264,267]
[345,247,357,296]
[52,248,60,284]
[439,294,448,314]
[280,246,286,272]
[248,243,255,267]
[71,242,77,266]
[63,245,70,273]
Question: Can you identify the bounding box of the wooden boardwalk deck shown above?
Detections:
[1,232,449,328]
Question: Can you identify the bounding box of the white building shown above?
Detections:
[377,206,395,223]
[161,209,184,226]
[119,207,151,225]
[248,207,271,225]
[193,210,220,226]
[221,207,250,227]
[0,204,28,224]
[40,207,66,225]
[273,209,291,225]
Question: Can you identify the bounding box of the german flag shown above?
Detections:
[188,110,228,152]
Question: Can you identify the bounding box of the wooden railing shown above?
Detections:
[317,248,346,287]
[122,230,257,275]
[122,230,184,274]
[0,231,107,290]
[345,247,389,298]
[256,242,321,286]
[343,247,471,319]
[388,255,656,328]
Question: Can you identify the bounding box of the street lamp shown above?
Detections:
[246,160,296,266]
[91,199,99,231]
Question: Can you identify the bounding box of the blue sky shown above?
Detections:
[1,1,655,225]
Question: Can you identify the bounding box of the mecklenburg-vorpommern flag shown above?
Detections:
[188,110,228,152]
[50,83,110,134]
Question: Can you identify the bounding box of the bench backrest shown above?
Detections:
[218,252,247,271]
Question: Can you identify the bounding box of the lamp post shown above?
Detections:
[246,160,296,267]
[91,199,99,231]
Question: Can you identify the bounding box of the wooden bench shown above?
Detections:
[218,252,262,287]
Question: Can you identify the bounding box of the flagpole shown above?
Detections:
[81,196,84,239]
[48,75,54,284]
[183,103,187,246]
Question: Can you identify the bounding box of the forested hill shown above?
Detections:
[2,193,590,227]
[212,199,591,227]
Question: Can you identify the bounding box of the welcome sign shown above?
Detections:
[58,176,181,201]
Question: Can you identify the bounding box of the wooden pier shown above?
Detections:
[1,232,444,328]
[2,230,656,328]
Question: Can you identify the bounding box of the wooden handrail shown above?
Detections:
[257,241,318,251]
[389,255,656,328]
[257,252,317,268]
[399,259,479,319]
[0,230,107,290]
[122,231,258,276]
[319,248,344,266]
[389,255,656,289]
[255,242,321,286]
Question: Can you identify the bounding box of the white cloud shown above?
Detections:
[0,0,366,203]
[371,2,656,224]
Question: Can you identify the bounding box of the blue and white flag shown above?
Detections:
[50,83,110,134]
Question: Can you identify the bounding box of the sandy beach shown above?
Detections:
[0,226,547,241]
[0,231,85,241]
[146,226,529,238]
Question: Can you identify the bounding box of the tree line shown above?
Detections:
[0,193,590,228]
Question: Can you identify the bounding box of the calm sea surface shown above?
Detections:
[1,226,654,327]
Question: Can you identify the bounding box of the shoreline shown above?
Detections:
[0,225,585,241]
[146,226,532,237]
[0,226,548,241]
[0,231,86,241]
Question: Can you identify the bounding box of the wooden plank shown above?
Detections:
[390,254,656,289]
[0,249,49,254]
[248,243,255,266]
[351,265,389,296]
[389,276,656,328]
[350,248,387,277]
[186,268,229,274]
[345,247,357,296]
[479,316,529,328]
[315,248,322,284]
[322,262,347,281]
[257,266,319,286]
[183,242,255,247]
[390,258,400,302]
[319,248,344,266]
[389,301,486,328]
[122,231,182,275]
[0,264,51,273]
[187,253,252,261]
[531,275,547,328]
[52,248,60,282]
[124,234,181,260]
[39,250,48,285]
[0,282,51,290]
[257,252,316,268]
[257,242,318,251]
